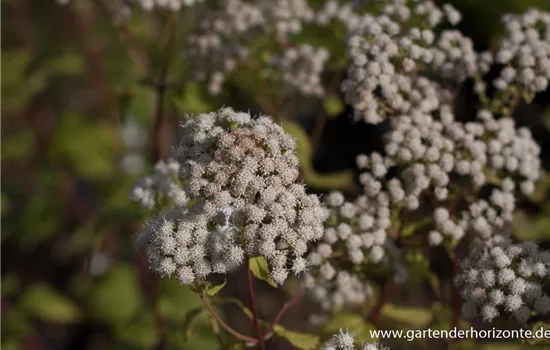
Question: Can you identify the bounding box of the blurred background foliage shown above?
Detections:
[2,0,550,349]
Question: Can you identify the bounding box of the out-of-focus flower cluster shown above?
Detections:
[134,108,326,286]
[114,0,550,331]
[120,117,148,175]
[130,159,186,209]
[268,44,330,97]
[303,191,386,314]
[340,1,483,123]
[321,329,389,350]
[491,9,550,96]
[456,236,550,323]
[57,0,202,11]
[186,0,317,94]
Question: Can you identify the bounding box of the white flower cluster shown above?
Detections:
[138,0,203,11]
[356,103,541,246]
[492,9,550,94]
[304,190,393,313]
[130,159,187,209]
[321,329,389,350]
[186,0,261,94]
[304,269,374,315]
[136,108,327,285]
[186,0,315,94]
[314,0,361,29]
[264,0,315,38]
[340,1,481,123]
[456,236,550,323]
[120,117,147,175]
[268,44,330,97]
[136,206,245,283]
[56,0,201,11]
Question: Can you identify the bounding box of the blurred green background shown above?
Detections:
[2,1,550,349]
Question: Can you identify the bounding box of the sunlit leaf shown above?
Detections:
[273,324,320,350]
[88,264,142,325]
[20,285,80,324]
[249,256,277,287]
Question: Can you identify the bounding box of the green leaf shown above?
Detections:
[1,130,36,162]
[1,192,10,216]
[205,279,227,297]
[380,304,432,328]
[323,94,344,118]
[113,309,159,348]
[157,279,202,323]
[19,285,80,324]
[215,297,253,320]
[182,307,204,340]
[249,257,277,287]
[1,49,43,113]
[173,83,212,116]
[43,50,84,77]
[281,121,356,192]
[51,112,119,180]
[401,216,432,237]
[273,324,320,350]
[1,275,20,297]
[88,264,142,325]
[166,331,218,350]
[221,342,246,350]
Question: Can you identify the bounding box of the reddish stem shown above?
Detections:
[199,291,258,344]
[247,264,266,350]
[264,290,306,338]
[368,282,395,326]
[451,257,461,329]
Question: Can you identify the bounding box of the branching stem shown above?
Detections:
[248,263,266,350]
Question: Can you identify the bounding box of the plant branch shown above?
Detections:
[450,251,461,330]
[198,291,258,344]
[94,0,148,76]
[152,13,178,160]
[368,281,394,326]
[264,290,306,338]
[247,263,266,350]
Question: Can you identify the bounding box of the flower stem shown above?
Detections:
[198,288,258,344]
[248,262,266,350]
[264,290,306,338]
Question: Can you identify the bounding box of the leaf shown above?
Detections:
[273,324,320,350]
[1,275,20,297]
[380,304,432,328]
[1,192,10,216]
[205,279,227,297]
[113,309,159,348]
[88,264,142,325]
[249,257,277,287]
[173,83,212,115]
[221,342,246,350]
[19,285,80,324]
[182,307,204,340]
[426,272,441,298]
[214,297,253,320]
[51,112,119,180]
[166,331,218,350]
[401,217,432,237]
[323,94,344,118]
[281,121,356,192]
[157,280,202,323]
[1,130,36,162]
